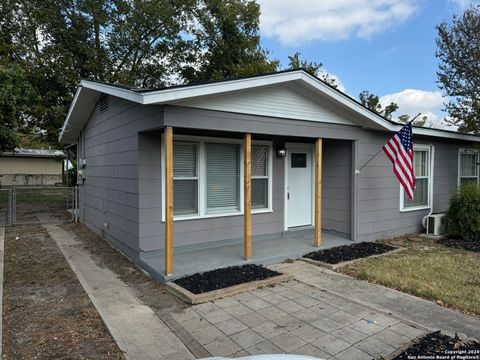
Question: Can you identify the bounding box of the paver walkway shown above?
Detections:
[170,279,427,359]
[271,261,480,340]
[45,225,194,360]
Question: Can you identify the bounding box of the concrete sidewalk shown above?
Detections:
[0,227,4,359]
[45,225,194,360]
[271,261,480,340]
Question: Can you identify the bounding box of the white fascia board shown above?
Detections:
[410,126,480,142]
[80,80,143,103]
[59,86,83,142]
[142,71,304,104]
[297,72,395,131]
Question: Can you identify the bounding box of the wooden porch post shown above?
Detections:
[315,138,323,247]
[164,127,174,276]
[244,133,252,260]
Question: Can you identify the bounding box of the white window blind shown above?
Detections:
[251,145,269,209]
[460,152,478,186]
[173,142,198,215]
[206,143,240,212]
[403,150,429,208]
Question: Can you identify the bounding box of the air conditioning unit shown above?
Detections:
[426,213,446,236]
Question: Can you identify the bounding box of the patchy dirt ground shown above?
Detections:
[2,225,124,359]
[60,223,185,315]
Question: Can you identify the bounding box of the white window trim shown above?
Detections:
[399,144,434,212]
[161,134,273,222]
[457,148,480,187]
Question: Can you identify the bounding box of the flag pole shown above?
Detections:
[356,113,421,174]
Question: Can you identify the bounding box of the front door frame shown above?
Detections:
[284,142,315,231]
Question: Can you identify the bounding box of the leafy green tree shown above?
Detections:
[4,0,283,145]
[0,65,34,151]
[398,114,427,127]
[181,0,278,82]
[286,52,338,88]
[359,90,399,120]
[436,5,480,133]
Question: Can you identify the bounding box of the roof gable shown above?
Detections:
[174,84,358,127]
[59,70,480,144]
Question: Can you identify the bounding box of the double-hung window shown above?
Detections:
[173,142,199,215]
[169,137,271,220]
[251,145,270,209]
[401,146,431,210]
[459,150,479,186]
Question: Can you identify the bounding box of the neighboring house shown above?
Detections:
[59,69,480,280]
[0,149,65,187]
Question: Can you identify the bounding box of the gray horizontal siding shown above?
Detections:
[322,140,351,235]
[76,96,474,262]
[78,97,164,254]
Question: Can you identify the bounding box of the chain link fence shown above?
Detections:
[0,189,12,226]
[0,186,75,226]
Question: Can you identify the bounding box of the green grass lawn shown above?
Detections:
[338,236,480,316]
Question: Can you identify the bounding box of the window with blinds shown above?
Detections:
[252,145,269,209]
[403,149,430,209]
[459,152,478,186]
[169,138,271,219]
[206,143,240,213]
[173,142,198,215]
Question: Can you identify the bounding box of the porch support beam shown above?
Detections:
[164,127,174,276]
[244,133,252,260]
[315,138,323,247]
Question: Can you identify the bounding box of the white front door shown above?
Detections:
[287,146,313,228]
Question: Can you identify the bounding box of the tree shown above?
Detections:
[0,65,34,151]
[398,114,427,127]
[180,0,279,82]
[436,5,480,133]
[359,90,399,120]
[4,0,283,146]
[286,52,338,88]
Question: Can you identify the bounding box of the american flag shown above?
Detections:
[383,122,416,199]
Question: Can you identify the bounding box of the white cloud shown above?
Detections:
[258,0,418,45]
[380,89,455,129]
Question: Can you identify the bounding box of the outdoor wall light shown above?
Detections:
[276,146,287,158]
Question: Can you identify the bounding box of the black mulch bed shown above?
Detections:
[303,242,396,264]
[393,331,480,359]
[437,237,480,253]
[173,264,281,294]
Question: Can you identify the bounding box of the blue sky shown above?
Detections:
[257,0,479,127]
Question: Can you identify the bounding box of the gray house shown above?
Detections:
[59,69,480,280]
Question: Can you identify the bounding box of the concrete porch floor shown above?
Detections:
[139,229,351,281]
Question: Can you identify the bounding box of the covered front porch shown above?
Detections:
[137,125,355,281]
[139,229,351,281]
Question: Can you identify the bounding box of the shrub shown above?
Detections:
[444,183,480,241]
